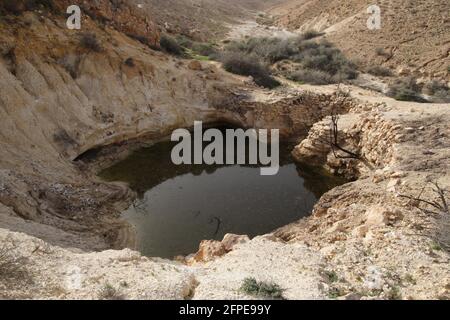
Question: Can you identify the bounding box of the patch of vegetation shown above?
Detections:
[447,65,450,73]
[367,65,392,77]
[222,35,357,86]
[423,80,450,103]
[297,41,357,80]
[223,36,299,64]
[403,274,416,285]
[387,77,428,103]
[0,243,32,287]
[256,13,275,27]
[327,287,343,299]
[430,241,442,251]
[288,69,333,85]
[324,270,339,283]
[386,286,402,300]
[98,283,125,300]
[80,33,102,52]
[388,78,450,103]
[175,35,218,60]
[240,277,284,299]
[191,42,217,58]
[221,52,280,89]
[160,34,184,56]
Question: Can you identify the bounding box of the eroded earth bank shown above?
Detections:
[0,1,449,299]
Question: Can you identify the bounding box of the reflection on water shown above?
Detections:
[99,134,344,258]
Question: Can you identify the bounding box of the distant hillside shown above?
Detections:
[269,0,450,79]
[130,0,283,41]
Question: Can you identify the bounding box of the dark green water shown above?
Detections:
[99,134,344,259]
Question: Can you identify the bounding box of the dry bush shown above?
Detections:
[0,242,31,287]
[288,69,333,85]
[221,52,280,89]
[98,283,125,300]
[240,277,284,299]
[423,80,450,103]
[223,36,357,85]
[160,34,184,56]
[387,77,427,103]
[80,33,103,52]
[367,66,392,77]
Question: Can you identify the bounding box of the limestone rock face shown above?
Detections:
[190,234,250,263]
[193,240,227,263]
[222,233,250,252]
[365,206,404,227]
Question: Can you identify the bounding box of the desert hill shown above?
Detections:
[269,0,450,79]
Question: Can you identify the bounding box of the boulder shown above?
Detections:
[365,206,404,226]
[188,60,202,71]
[192,240,226,263]
[222,234,249,252]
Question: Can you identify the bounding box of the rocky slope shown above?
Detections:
[268,0,450,79]
[126,0,284,41]
[0,4,354,250]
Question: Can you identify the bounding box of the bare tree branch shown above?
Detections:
[399,181,449,215]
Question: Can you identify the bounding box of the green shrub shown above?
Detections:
[160,34,184,56]
[295,41,357,78]
[98,283,125,300]
[175,35,193,48]
[224,37,300,64]
[191,42,217,57]
[222,36,357,85]
[386,286,402,300]
[324,270,339,283]
[367,66,392,77]
[221,52,280,89]
[240,277,284,299]
[430,241,442,251]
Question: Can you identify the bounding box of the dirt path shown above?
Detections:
[226,18,297,41]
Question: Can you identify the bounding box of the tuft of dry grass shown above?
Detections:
[0,242,32,287]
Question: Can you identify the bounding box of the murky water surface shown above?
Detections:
[99,131,344,258]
